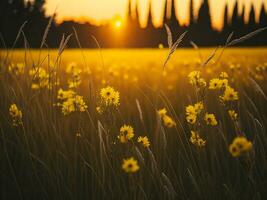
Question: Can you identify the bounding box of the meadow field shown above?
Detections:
[0,48,267,199]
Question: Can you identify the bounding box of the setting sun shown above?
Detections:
[114,19,123,28]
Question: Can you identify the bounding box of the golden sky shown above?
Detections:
[45,0,267,30]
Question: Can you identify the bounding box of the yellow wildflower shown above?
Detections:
[75,95,88,112]
[100,86,120,107]
[137,136,150,148]
[157,108,175,128]
[220,79,229,87]
[8,63,25,75]
[190,131,206,147]
[204,113,218,126]
[220,86,238,102]
[194,102,204,114]
[9,104,22,126]
[110,91,120,106]
[188,71,206,87]
[219,72,229,79]
[118,125,134,143]
[186,105,196,116]
[163,115,176,128]
[209,78,222,89]
[100,86,115,99]
[186,102,203,116]
[57,89,75,100]
[57,89,87,115]
[66,62,82,89]
[29,67,54,90]
[198,78,207,87]
[229,136,253,157]
[61,98,75,115]
[68,75,81,89]
[186,114,197,124]
[188,71,200,85]
[122,157,140,173]
[228,110,238,121]
[96,106,103,114]
[157,108,167,117]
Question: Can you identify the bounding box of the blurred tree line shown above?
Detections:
[0,0,267,48]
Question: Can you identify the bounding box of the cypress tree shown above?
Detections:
[248,4,256,30]
[231,1,238,29]
[259,3,267,27]
[223,3,229,31]
[197,0,212,31]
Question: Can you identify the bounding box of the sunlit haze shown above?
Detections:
[45,0,267,30]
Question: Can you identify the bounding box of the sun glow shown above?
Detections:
[113,19,123,29]
[114,19,122,28]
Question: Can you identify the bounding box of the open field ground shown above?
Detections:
[0,48,267,199]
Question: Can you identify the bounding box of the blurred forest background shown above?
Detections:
[0,0,267,48]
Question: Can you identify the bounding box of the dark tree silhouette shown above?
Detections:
[231,1,239,30]
[0,0,29,46]
[240,5,245,28]
[197,0,212,31]
[259,3,267,27]
[194,0,215,45]
[1,0,267,48]
[25,0,51,46]
[223,3,229,31]
[248,4,256,30]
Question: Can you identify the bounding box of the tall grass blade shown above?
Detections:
[164,24,173,49]
[163,31,187,69]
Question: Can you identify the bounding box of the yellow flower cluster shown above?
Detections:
[57,89,88,115]
[97,86,120,114]
[118,125,150,173]
[204,113,218,126]
[157,108,176,128]
[137,136,150,148]
[57,89,75,100]
[29,67,58,90]
[185,102,204,124]
[8,63,25,75]
[66,62,82,89]
[188,71,206,87]
[209,72,229,90]
[122,157,140,173]
[190,131,206,147]
[220,86,239,102]
[208,72,239,103]
[9,104,22,126]
[118,125,134,143]
[100,86,120,106]
[229,136,253,157]
[209,78,228,90]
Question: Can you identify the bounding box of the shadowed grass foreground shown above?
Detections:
[0,48,267,199]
